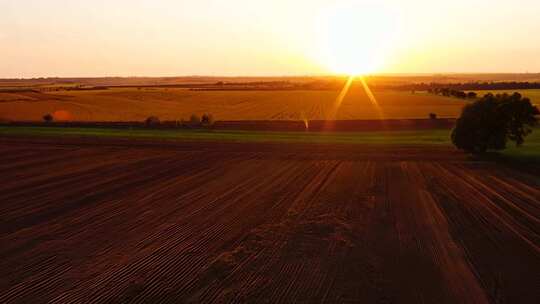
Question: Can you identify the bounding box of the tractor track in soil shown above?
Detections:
[0,137,538,303]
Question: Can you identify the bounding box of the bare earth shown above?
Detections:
[0,137,539,303]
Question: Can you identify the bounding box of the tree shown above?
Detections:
[451,93,539,153]
[454,91,467,99]
[429,113,437,120]
[467,92,477,99]
[43,113,53,123]
[145,116,160,126]
[498,93,539,145]
[201,113,214,126]
[190,114,201,126]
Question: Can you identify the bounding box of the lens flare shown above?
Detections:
[359,76,385,120]
[300,111,309,130]
[327,75,355,120]
[325,75,385,124]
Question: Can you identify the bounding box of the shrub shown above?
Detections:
[451,93,539,153]
[145,116,160,126]
[43,113,53,123]
[456,91,467,99]
[190,114,201,126]
[201,113,214,126]
[429,88,471,99]
[467,92,478,99]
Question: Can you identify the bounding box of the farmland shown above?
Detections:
[1,75,539,303]
[0,86,466,122]
[4,0,540,301]
[0,136,539,303]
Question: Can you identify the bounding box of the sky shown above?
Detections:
[1,0,540,78]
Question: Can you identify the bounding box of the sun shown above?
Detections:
[316,3,399,75]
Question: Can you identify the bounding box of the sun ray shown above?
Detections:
[327,75,355,120]
[300,111,309,130]
[359,76,385,120]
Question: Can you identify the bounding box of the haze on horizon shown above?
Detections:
[1,0,539,78]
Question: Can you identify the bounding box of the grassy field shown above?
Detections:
[0,126,452,145]
[0,86,466,121]
[501,130,540,160]
[1,125,539,161]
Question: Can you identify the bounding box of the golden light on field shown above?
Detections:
[316,3,399,75]
[53,110,73,121]
[327,76,355,120]
[326,75,384,121]
[359,76,384,120]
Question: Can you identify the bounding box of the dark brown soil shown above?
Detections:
[0,137,538,303]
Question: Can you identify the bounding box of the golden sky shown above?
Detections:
[1,0,539,77]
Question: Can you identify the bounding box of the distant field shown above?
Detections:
[2,74,540,88]
[0,85,466,121]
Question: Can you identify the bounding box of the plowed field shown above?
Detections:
[1,137,538,303]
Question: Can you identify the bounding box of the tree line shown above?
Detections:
[427,88,477,99]
[382,81,540,91]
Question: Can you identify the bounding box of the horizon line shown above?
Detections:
[2,72,540,81]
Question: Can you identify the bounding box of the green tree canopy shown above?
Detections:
[452,93,539,153]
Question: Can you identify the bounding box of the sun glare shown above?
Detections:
[317,3,399,75]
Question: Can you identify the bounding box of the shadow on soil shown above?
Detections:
[469,152,540,176]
